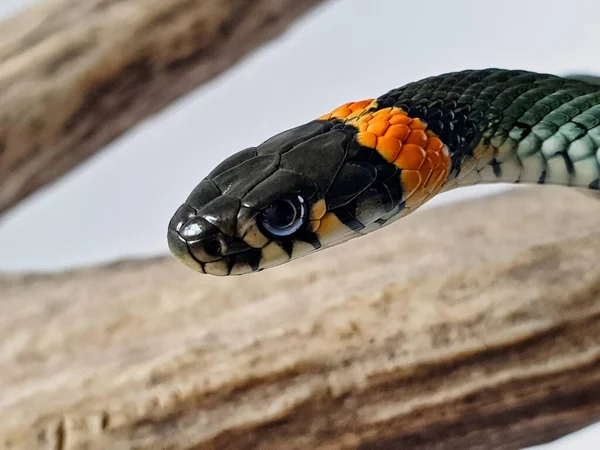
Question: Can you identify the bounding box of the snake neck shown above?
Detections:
[376,68,600,191]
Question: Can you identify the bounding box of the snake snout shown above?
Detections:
[168,202,254,273]
[167,203,201,271]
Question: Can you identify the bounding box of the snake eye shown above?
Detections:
[258,195,307,239]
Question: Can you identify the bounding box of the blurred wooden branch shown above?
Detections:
[1,187,600,449]
[0,0,326,217]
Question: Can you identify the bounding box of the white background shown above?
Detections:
[0,1,598,447]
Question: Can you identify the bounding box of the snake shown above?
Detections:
[167,68,600,276]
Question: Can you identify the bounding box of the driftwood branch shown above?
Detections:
[0,0,326,216]
[1,186,600,449]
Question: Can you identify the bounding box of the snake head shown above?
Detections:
[167,117,385,276]
[168,97,453,275]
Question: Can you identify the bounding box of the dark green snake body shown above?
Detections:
[382,69,600,188]
[168,69,600,276]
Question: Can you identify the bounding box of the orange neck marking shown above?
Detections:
[317,99,376,121]
[351,107,451,209]
[319,102,452,212]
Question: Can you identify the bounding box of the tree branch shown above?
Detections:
[1,186,599,449]
[0,0,326,216]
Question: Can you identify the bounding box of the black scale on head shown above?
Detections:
[322,123,405,231]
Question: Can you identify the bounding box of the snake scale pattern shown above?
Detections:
[168,69,600,275]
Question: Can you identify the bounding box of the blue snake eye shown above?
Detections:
[258,195,306,239]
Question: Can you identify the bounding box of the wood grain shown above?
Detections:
[1,186,600,449]
[0,0,326,216]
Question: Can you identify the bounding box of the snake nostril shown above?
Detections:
[203,238,222,258]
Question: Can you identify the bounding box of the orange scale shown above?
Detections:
[410,119,427,130]
[356,131,377,148]
[347,104,375,120]
[424,167,444,193]
[426,149,441,168]
[373,107,393,117]
[384,124,410,141]
[389,114,411,125]
[329,106,351,119]
[319,99,377,121]
[439,154,451,172]
[405,129,428,147]
[366,119,390,136]
[318,99,378,122]
[373,112,391,122]
[375,136,402,161]
[394,144,426,170]
[400,170,422,198]
[349,99,374,112]
[419,156,434,184]
[357,114,374,125]
[346,110,364,120]
[425,136,444,152]
[442,159,451,172]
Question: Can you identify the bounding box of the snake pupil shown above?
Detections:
[265,200,296,228]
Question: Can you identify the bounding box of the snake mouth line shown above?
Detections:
[167,228,264,275]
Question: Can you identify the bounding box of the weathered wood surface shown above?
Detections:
[0,0,326,216]
[1,186,600,449]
